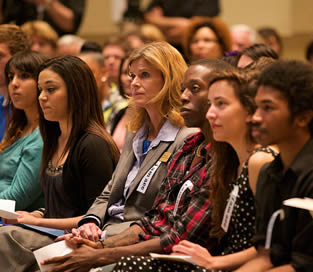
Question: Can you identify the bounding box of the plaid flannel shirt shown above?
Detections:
[137,132,214,253]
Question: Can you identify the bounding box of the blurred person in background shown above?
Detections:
[0,0,85,36]
[78,51,111,121]
[144,0,220,53]
[22,20,58,58]
[231,24,256,52]
[110,55,132,152]
[122,30,146,50]
[0,24,31,141]
[102,37,128,127]
[80,40,103,54]
[183,16,232,63]
[140,23,166,43]
[258,27,282,56]
[57,34,84,56]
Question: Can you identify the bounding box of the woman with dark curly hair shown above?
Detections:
[183,17,232,63]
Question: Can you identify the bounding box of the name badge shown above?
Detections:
[159,152,171,162]
[221,185,239,232]
[137,161,162,194]
[173,180,194,216]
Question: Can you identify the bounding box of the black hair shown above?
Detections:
[80,41,103,53]
[257,60,313,134]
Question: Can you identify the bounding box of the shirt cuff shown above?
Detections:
[77,215,101,228]
[159,233,176,253]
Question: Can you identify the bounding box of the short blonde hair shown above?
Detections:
[127,41,187,132]
[0,24,30,54]
[140,24,166,42]
[22,20,58,48]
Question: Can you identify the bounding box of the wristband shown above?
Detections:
[32,208,46,217]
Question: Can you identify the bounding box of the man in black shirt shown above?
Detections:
[236,60,313,272]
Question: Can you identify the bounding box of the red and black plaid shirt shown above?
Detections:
[137,132,214,253]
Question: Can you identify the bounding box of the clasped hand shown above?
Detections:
[56,222,102,242]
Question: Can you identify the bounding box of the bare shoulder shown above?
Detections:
[248,149,275,194]
[248,150,275,170]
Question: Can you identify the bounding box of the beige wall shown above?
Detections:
[221,0,313,36]
[77,0,313,60]
[292,0,313,33]
[78,0,116,39]
[220,0,293,36]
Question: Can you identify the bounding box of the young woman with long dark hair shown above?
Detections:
[0,56,120,271]
[0,51,47,211]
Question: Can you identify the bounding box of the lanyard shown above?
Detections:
[173,180,194,216]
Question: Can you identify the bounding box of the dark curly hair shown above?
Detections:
[257,60,313,135]
[183,17,232,62]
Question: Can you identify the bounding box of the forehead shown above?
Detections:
[102,45,125,56]
[194,26,217,38]
[208,80,237,99]
[232,30,250,40]
[237,54,253,68]
[184,65,211,82]
[255,85,287,104]
[129,58,155,71]
[38,68,64,83]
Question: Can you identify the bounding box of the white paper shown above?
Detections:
[0,199,19,219]
[33,240,73,272]
[283,198,313,218]
[149,253,196,265]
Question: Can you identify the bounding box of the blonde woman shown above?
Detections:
[69,41,196,241]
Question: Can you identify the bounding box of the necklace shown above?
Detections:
[47,161,64,175]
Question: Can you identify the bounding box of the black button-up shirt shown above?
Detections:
[253,138,313,272]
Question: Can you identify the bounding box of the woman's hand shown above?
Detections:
[71,222,102,241]
[172,240,217,269]
[17,211,41,225]
[2,211,40,225]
